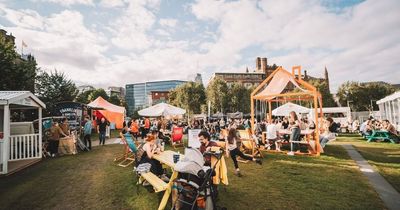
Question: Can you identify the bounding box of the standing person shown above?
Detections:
[142,117,150,139]
[97,117,108,146]
[225,128,262,177]
[49,121,68,157]
[60,118,70,136]
[287,111,301,156]
[83,116,92,150]
[130,119,139,140]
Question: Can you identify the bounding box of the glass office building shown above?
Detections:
[125,80,186,115]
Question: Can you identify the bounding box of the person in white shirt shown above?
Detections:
[266,119,281,151]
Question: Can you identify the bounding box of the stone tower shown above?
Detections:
[324,66,330,93]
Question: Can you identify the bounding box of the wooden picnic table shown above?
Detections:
[367,130,398,143]
[152,150,184,210]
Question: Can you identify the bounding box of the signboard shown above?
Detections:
[188,129,201,149]
[53,102,87,131]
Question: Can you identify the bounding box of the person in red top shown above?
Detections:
[130,119,139,140]
[198,131,218,166]
[142,117,151,139]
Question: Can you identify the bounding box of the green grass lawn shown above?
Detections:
[0,135,392,210]
[332,133,400,192]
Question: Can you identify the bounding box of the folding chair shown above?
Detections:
[116,136,138,167]
[238,129,263,162]
[171,127,184,149]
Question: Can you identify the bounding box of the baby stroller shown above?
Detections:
[172,147,224,210]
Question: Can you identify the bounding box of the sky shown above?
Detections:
[0,0,399,93]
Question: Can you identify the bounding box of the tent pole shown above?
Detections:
[313,92,320,156]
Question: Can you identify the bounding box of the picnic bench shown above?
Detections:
[367,130,398,144]
[138,150,184,210]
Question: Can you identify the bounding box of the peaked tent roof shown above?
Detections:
[87,96,125,113]
[272,102,310,116]
[253,68,307,100]
[138,102,186,117]
[377,91,400,104]
[0,91,46,108]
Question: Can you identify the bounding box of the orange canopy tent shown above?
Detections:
[250,66,323,155]
[88,96,125,129]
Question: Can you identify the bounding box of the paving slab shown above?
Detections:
[342,144,400,210]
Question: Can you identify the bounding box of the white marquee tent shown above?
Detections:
[272,102,310,116]
[138,102,186,117]
[377,91,400,131]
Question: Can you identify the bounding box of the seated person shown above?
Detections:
[199,131,218,166]
[120,125,137,153]
[319,117,338,148]
[137,134,168,182]
[382,120,398,135]
[266,119,281,151]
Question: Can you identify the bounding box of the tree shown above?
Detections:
[108,94,122,106]
[75,89,95,104]
[227,83,251,113]
[0,36,37,92]
[88,88,108,102]
[308,79,336,107]
[168,82,206,115]
[206,78,229,113]
[35,70,78,115]
[337,81,396,111]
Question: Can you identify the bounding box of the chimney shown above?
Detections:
[304,70,308,79]
[256,57,261,71]
[261,57,267,73]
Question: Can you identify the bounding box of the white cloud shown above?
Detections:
[159,18,177,28]
[110,0,160,50]
[32,0,94,6]
[99,0,124,8]
[191,0,400,91]
[1,0,399,92]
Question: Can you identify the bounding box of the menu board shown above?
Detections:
[188,129,201,148]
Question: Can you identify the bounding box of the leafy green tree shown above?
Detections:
[206,78,229,113]
[75,89,95,104]
[35,70,78,115]
[337,81,396,111]
[168,82,206,115]
[0,35,37,92]
[308,79,336,107]
[228,83,251,113]
[108,94,122,106]
[88,88,109,102]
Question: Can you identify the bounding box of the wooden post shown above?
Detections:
[250,96,255,132]
[313,92,320,156]
[2,105,10,174]
[268,100,272,121]
[38,107,42,158]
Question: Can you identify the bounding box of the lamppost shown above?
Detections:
[347,100,353,111]
[370,99,377,111]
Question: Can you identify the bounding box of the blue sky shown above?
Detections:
[0,0,399,92]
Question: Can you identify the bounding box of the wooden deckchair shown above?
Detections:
[115,136,138,167]
[238,129,263,162]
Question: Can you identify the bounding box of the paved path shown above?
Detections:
[91,138,121,147]
[342,144,400,210]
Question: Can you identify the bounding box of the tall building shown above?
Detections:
[77,85,94,94]
[125,80,187,114]
[0,29,15,45]
[209,57,277,88]
[106,86,125,98]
